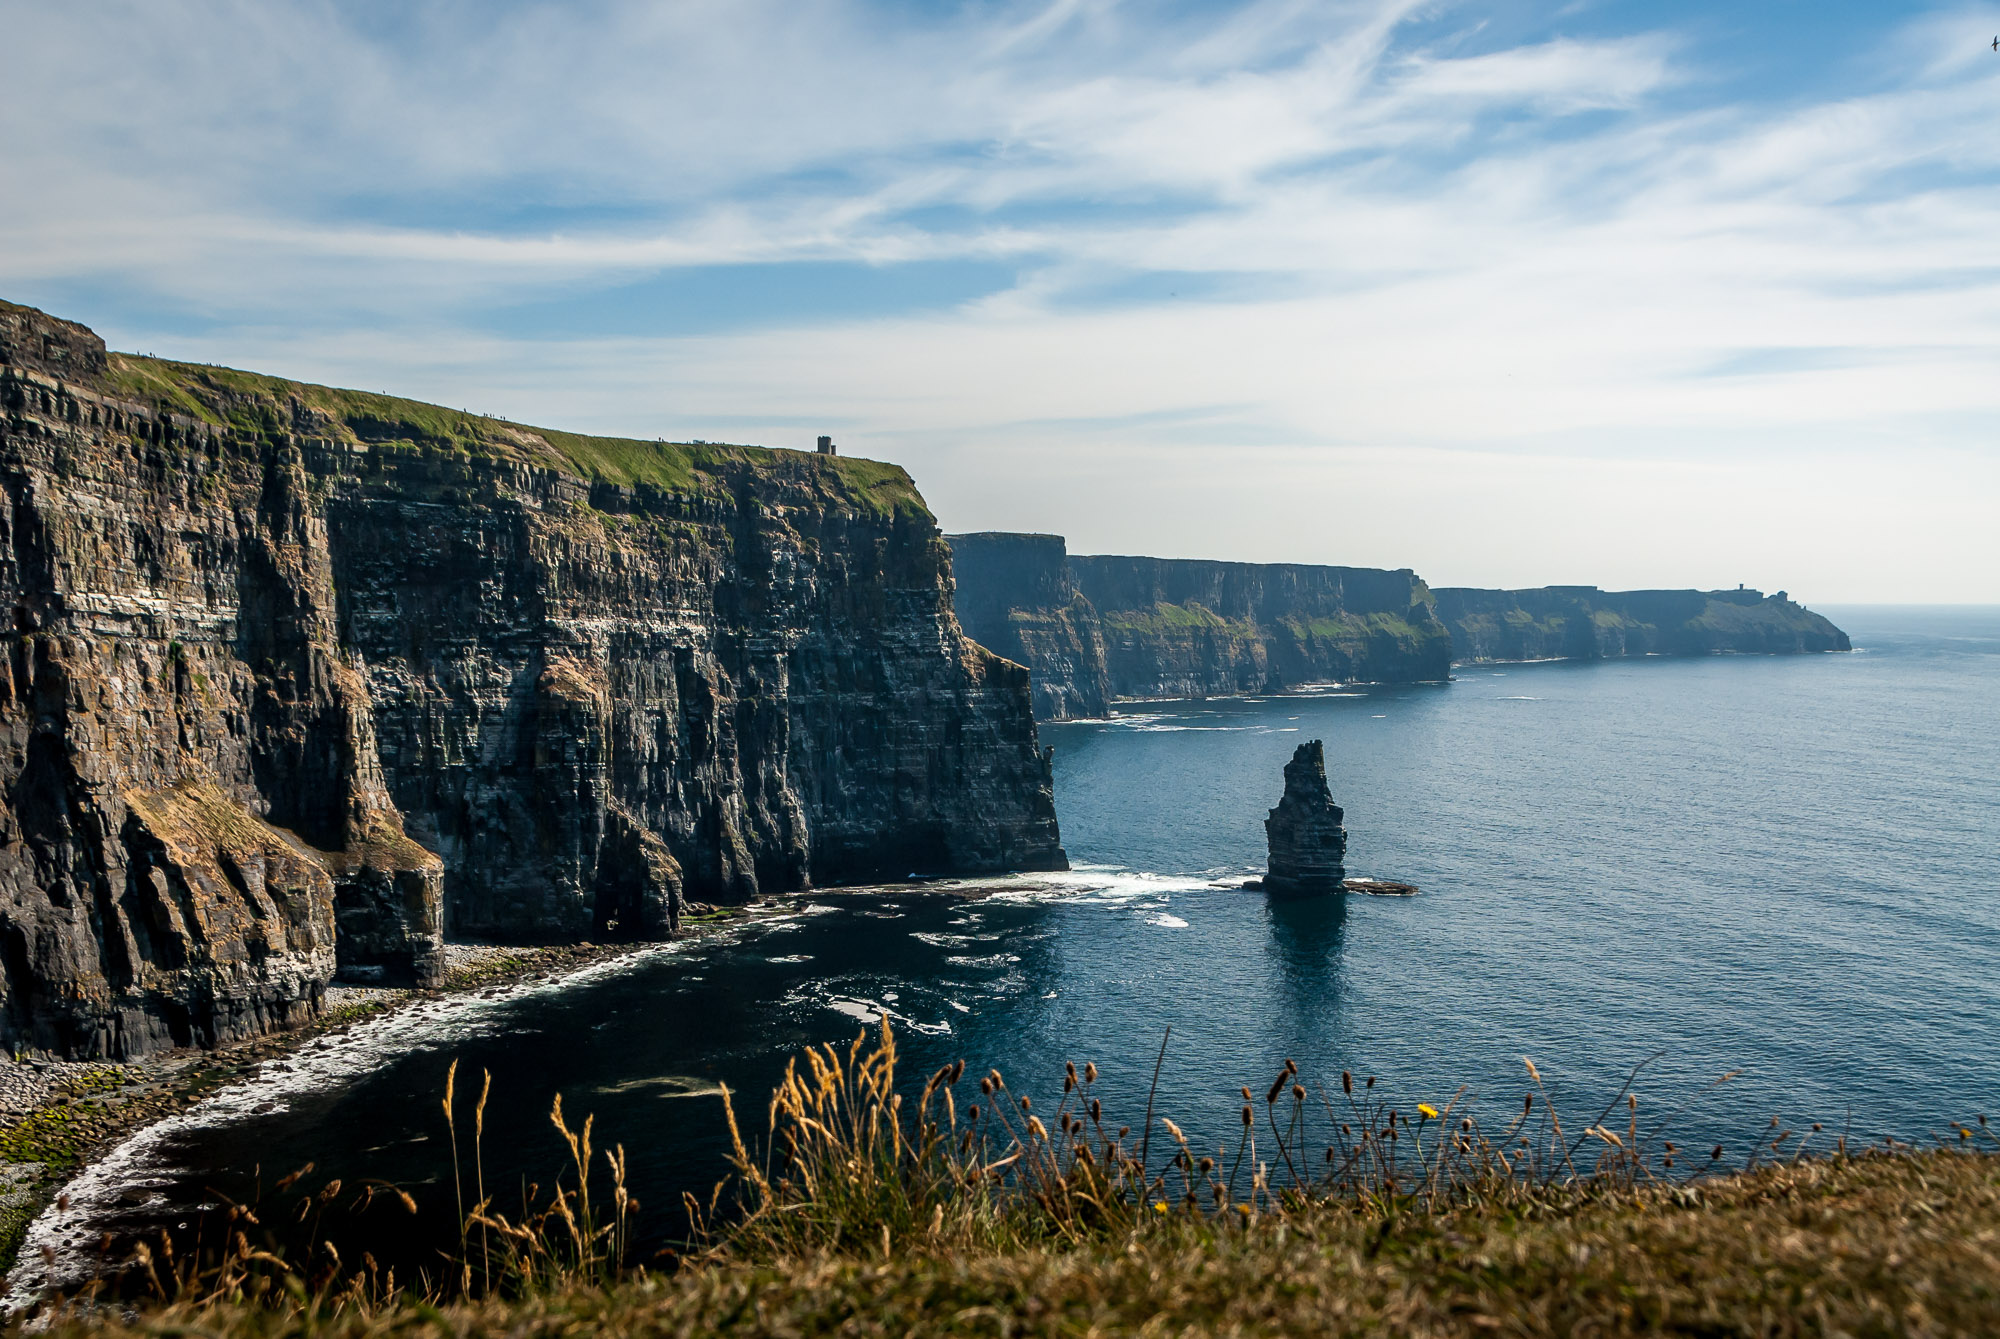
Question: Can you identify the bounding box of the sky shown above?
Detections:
[5,0,2000,601]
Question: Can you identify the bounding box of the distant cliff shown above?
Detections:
[947,534,1451,719]
[1433,586,1850,662]
[948,535,1849,716]
[0,299,1064,1059]
[948,534,1113,719]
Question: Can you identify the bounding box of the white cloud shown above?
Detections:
[3,0,1999,598]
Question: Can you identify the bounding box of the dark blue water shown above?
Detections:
[25,606,2000,1286]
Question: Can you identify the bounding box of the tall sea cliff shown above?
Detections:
[950,534,1848,719]
[0,300,1064,1059]
[948,533,1451,719]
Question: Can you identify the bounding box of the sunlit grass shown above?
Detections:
[25,1022,2000,1334]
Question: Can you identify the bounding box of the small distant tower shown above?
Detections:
[816,435,837,456]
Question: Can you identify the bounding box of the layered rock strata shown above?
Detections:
[1433,586,1850,663]
[0,299,1064,1058]
[947,534,1451,719]
[1262,741,1346,896]
[945,533,1110,720]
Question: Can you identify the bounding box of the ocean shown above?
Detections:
[19,605,1999,1289]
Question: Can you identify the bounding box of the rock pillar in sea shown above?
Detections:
[1263,740,1347,895]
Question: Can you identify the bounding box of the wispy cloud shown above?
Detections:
[3,0,1998,598]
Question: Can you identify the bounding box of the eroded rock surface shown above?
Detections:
[1263,741,1346,896]
[0,299,1064,1057]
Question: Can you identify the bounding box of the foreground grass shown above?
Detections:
[42,1149,2000,1337]
[26,1023,2000,1335]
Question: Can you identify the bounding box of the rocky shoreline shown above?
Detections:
[0,928,726,1285]
[0,877,1058,1301]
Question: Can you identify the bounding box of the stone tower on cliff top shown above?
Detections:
[1264,740,1347,895]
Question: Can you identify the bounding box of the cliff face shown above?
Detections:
[944,534,1110,720]
[947,535,1451,719]
[1433,586,1851,663]
[0,299,1063,1058]
[1068,556,1453,703]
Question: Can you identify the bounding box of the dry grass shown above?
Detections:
[27,1022,2000,1336]
[38,1151,2000,1336]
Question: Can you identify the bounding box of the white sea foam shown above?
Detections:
[1147,914,1191,928]
[592,1075,724,1099]
[3,941,693,1316]
[824,996,951,1036]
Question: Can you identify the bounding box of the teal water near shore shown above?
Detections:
[25,606,2000,1282]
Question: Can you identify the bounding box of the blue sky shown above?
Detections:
[6,0,2000,599]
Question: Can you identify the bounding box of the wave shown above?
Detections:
[3,941,696,1314]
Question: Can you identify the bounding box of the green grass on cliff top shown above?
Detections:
[94,353,926,521]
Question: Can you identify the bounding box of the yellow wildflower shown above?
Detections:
[1418,1103,1440,1120]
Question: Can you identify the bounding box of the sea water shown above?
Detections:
[19,606,2000,1286]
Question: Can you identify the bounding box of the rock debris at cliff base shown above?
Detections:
[0,297,1064,1059]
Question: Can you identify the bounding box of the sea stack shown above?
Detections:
[1263,741,1348,896]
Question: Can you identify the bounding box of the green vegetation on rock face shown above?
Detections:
[1277,611,1429,645]
[1099,602,1245,636]
[946,539,1457,717]
[93,353,928,522]
[1433,585,1851,663]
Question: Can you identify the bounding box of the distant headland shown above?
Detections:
[947,532,1850,720]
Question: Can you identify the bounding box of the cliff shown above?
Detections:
[946,534,1451,719]
[945,534,1111,720]
[1433,586,1851,663]
[0,299,1064,1059]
